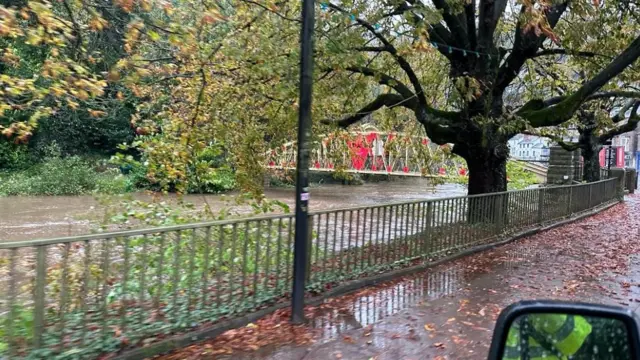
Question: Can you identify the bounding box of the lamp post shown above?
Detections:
[291,0,315,324]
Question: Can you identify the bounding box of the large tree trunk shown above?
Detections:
[582,145,601,183]
[455,138,508,195]
[454,135,509,224]
[467,155,508,194]
[579,122,601,183]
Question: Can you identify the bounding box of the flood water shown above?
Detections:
[0,179,466,242]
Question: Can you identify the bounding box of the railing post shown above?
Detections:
[537,188,545,223]
[305,215,313,283]
[33,246,47,349]
[588,183,593,209]
[497,193,505,230]
[567,185,573,216]
[423,202,433,256]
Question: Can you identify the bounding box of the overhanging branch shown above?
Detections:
[542,91,640,107]
[322,93,415,128]
[530,49,607,59]
[327,3,427,106]
[522,131,580,151]
[522,35,640,127]
[343,66,415,99]
[599,102,640,141]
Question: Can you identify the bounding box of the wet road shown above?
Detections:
[171,195,640,360]
[0,179,465,242]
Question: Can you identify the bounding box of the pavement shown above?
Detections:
[159,195,640,360]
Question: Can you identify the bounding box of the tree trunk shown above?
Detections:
[467,156,508,194]
[458,139,508,195]
[454,137,509,223]
[582,145,601,183]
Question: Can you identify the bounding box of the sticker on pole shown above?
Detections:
[301,192,310,201]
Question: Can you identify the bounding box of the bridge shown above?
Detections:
[265,131,465,178]
[512,159,548,182]
[265,130,548,182]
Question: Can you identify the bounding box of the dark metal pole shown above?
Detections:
[608,145,613,171]
[291,0,315,324]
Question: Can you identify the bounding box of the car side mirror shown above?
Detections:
[488,300,640,360]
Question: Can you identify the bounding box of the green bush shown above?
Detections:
[187,167,236,193]
[0,156,130,196]
[111,152,237,194]
[0,142,34,170]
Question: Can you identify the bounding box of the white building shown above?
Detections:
[508,134,551,162]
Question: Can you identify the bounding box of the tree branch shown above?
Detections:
[239,0,301,22]
[322,93,415,128]
[477,0,508,52]
[522,35,640,127]
[343,66,415,99]
[327,3,427,107]
[522,131,580,151]
[530,48,607,59]
[394,0,456,55]
[61,0,83,60]
[351,46,388,52]
[493,2,568,96]
[432,0,469,47]
[465,0,477,50]
[612,100,638,123]
[542,91,640,107]
[600,102,640,141]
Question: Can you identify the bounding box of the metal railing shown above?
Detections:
[0,178,618,359]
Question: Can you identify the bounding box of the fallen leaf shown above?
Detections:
[424,323,436,331]
[343,335,355,344]
[434,342,446,349]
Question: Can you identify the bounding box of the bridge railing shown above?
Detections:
[0,178,618,359]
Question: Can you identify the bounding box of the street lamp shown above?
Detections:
[291,0,315,324]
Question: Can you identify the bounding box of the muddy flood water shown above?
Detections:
[0,179,465,242]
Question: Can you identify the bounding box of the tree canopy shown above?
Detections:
[1,0,639,195]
